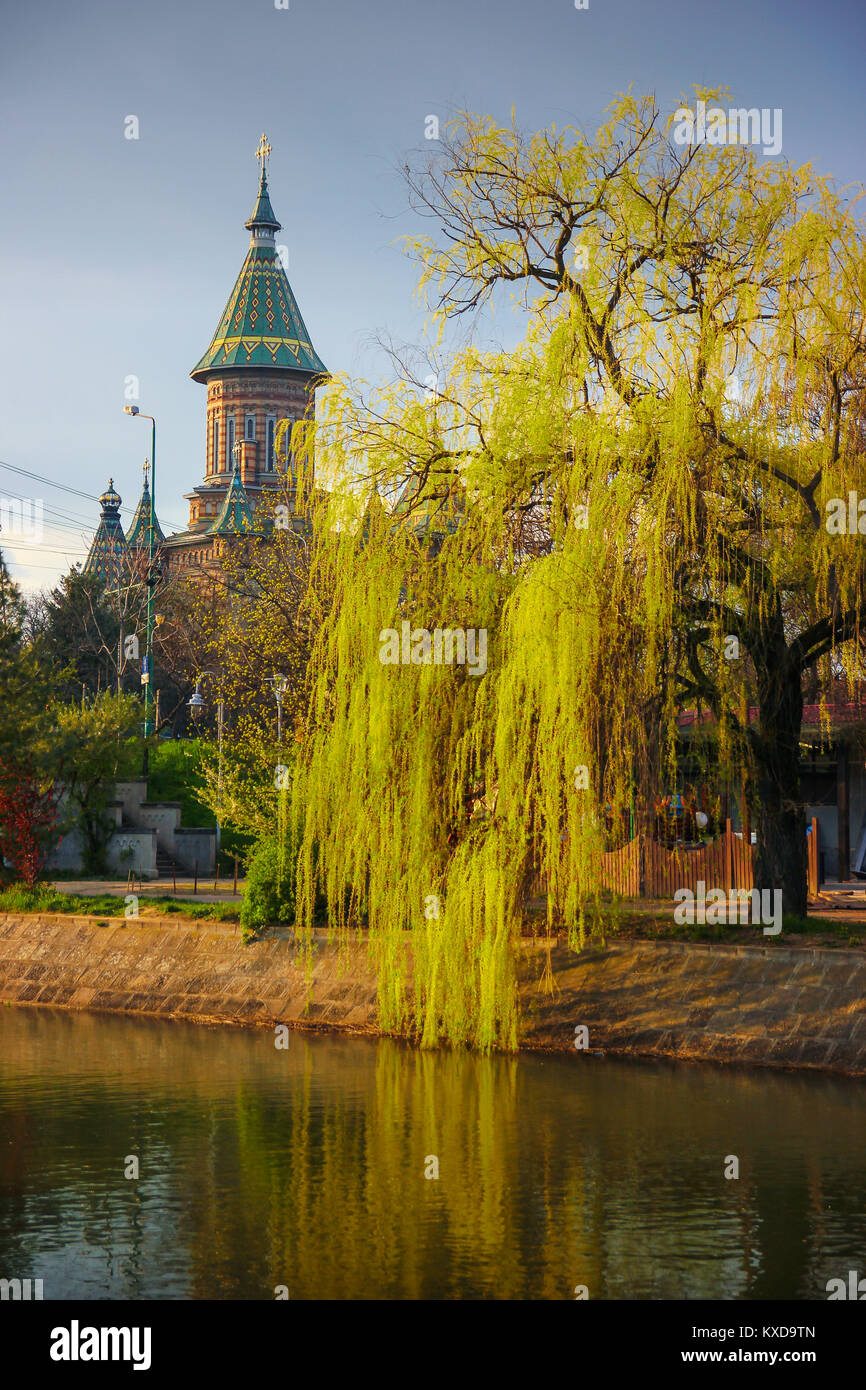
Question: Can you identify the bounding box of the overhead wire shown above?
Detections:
[0,459,186,532]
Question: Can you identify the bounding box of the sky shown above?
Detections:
[1,0,864,591]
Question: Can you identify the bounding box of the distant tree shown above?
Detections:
[28,568,129,700]
[53,693,143,872]
[0,551,63,881]
[0,770,59,887]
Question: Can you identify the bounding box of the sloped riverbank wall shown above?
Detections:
[0,914,864,1074]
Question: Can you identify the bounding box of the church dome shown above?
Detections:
[191,135,328,383]
[98,479,122,517]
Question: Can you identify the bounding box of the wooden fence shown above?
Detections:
[539,818,821,903]
[807,815,820,899]
[594,820,757,900]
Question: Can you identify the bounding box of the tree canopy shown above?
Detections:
[283,91,866,1049]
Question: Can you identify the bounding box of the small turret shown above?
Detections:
[84,479,127,587]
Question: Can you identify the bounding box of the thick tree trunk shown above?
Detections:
[750,674,807,919]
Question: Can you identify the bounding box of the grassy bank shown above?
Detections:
[0,884,241,925]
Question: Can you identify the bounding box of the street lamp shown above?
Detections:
[266,672,288,745]
[188,672,224,856]
[124,405,157,743]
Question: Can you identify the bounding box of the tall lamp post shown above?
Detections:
[188,672,224,857]
[123,406,157,743]
[266,673,288,745]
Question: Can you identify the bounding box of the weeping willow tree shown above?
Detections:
[286,89,866,1050]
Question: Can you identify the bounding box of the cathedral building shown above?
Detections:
[86,135,327,579]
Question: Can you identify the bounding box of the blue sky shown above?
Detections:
[1,0,863,589]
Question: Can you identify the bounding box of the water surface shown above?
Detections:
[0,1006,864,1299]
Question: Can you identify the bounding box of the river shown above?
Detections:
[0,1006,864,1299]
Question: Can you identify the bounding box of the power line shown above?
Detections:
[0,460,186,532]
[4,558,87,573]
[1,545,89,556]
[0,487,94,536]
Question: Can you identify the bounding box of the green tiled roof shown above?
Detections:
[126,475,165,549]
[210,465,257,536]
[191,168,327,382]
[245,168,281,231]
[84,479,126,586]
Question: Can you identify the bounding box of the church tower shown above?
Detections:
[84,479,127,588]
[163,135,327,570]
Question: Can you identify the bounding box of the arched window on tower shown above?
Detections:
[266,415,277,470]
[226,415,236,467]
[212,419,220,474]
[245,413,256,441]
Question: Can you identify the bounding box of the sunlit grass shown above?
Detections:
[0,884,240,924]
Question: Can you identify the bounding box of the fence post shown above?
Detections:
[724,818,732,896]
[193,859,198,896]
[808,817,820,898]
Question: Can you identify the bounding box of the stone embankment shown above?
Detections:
[1,914,864,1074]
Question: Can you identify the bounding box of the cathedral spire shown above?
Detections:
[127,460,165,550]
[210,450,256,536]
[190,135,327,382]
[84,479,126,587]
[245,133,281,238]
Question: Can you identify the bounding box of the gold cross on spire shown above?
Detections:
[143,459,150,484]
[255,133,272,173]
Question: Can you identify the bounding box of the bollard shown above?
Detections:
[194,859,198,896]
[233,854,238,897]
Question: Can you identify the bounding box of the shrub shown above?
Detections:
[240,836,295,939]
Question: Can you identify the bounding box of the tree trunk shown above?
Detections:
[751,673,807,918]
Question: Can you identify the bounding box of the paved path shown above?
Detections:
[51,879,246,905]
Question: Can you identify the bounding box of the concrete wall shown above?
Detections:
[106,831,157,879]
[174,828,216,875]
[518,938,866,1072]
[138,803,181,852]
[114,781,148,824]
[48,827,157,878]
[1,914,864,1074]
[48,829,86,873]
[46,779,214,878]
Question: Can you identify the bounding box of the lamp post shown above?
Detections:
[266,673,288,745]
[123,406,157,743]
[188,672,224,857]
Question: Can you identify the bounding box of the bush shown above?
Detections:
[240,836,295,939]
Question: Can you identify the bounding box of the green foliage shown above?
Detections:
[0,884,67,914]
[287,92,866,1051]
[148,739,214,826]
[54,693,145,873]
[0,551,55,763]
[240,835,296,939]
[29,569,129,701]
[0,883,240,923]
